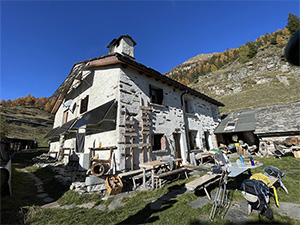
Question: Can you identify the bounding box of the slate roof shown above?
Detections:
[254,101,300,136]
[214,101,300,136]
[214,109,255,134]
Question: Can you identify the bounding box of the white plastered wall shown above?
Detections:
[50,64,220,170]
[51,66,120,156]
[115,66,220,167]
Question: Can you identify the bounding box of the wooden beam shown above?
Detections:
[122,132,138,137]
[121,143,150,148]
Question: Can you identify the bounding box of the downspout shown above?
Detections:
[180,90,190,164]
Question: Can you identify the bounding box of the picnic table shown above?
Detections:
[139,158,182,189]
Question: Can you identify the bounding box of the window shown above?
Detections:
[71,103,77,113]
[184,98,194,114]
[188,131,198,149]
[224,121,236,132]
[80,95,89,114]
[150,85,163,105]
[63,110,68,124]
[153,134,164,151]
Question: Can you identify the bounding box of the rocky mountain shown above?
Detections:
[166,44,300,113]
[168,53,217,76]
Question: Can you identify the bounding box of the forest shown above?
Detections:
[0,94,56,112]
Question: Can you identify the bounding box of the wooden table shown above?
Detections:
[224,162,263,178]
[200,153,215,164]
[139,158,182,189]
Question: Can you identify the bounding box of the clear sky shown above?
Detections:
[1,0,299,100]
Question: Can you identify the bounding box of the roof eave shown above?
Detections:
[51,53,224,115]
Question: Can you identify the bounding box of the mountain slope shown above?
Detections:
[165,36,299,113]
[0,106,54,146]
[189,45,300,112]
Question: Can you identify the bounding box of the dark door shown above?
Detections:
[173,133,181,158]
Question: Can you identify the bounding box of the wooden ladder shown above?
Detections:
[140,98,151,163]
[122,110,138,170]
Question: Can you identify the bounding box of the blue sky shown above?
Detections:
[1,1,299,100]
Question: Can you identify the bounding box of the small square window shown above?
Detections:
[150,85,164,105]
[184,98,194,114]
[63,110,68,124]
[80,95,89,114]
[153,134,164,151]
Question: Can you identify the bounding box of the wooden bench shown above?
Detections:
[154,167,188,188]
[119,168,151,189]
[185,174,219,200]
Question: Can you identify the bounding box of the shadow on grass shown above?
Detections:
[117,184,187,224]
[1,149,68,225]
[12,148,48,168]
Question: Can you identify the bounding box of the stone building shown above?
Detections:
[214,101,300,154]
[46,35,224,172]
[254,101,300,143]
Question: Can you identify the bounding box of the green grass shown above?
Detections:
[3,150,300,225]
[0,167,44,224]
[12,148,49,169]
[0,148,63,225]
[25,164,68,200]
[215,75,300,113]
[57,190,102,206]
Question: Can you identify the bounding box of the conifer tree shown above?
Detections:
[246,41,257,58]
[239,45,250,63]
[286,13,300,35]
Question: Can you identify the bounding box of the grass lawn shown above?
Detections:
[2,150,300,225]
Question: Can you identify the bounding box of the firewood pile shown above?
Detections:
[258,137,300,158]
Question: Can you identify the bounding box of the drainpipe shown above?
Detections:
[180,90,190,164]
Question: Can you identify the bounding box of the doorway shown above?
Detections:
[173,133,181,158]
[203,131,210,150]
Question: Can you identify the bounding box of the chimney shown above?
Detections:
[107,35,136,59]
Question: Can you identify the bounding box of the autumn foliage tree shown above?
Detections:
[0,95,56,112]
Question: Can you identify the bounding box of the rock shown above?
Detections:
[85,176,105,186]
[267,63,275,69]
[256,78,272,84]
[43,197,55,203]
[108,199,125,210]
[276,75,289,86]
[189,197,210,209]
[273,202,300,220]
[77,202,95,209]
[37,193,48,198]
[90,184,106,192]
[246,61,253,67]
[94,204,107,211]
[61,204,76,210]
[226,208,250,224]
[41,201,60,209]
[280,64,289,72]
